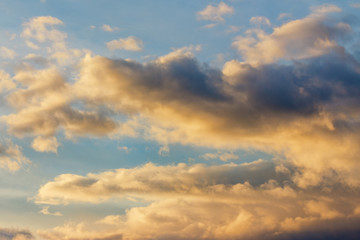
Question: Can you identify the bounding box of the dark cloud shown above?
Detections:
[0,228,33,240]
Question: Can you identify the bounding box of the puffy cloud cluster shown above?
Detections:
[106,36,143,51]
[35,162,360,240]
[2,6,360,239]
[197,2,234,22]
[3,7,360,185]
[232,5,348,65]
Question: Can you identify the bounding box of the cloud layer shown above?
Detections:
[35,161,360,240]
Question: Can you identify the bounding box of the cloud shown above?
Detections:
[0,46,16,59]
[106,36,143,51]
[158,145,169,156]
[35,162,360,240]
[0,139,30,172]
[0,70,15,93]
[101,24,119,32]
[225,25,241,33]
[35,160,287,204]
[31,136,59,153]
[201,152,239,162]
[117,146,130,153]
[351,3,360,8]
[0,228,33,240]
[201,23,217,29]
[39,206,62,216]
[197,2,234,22]
[232,5,349,65]
[2,66,118,140]
[278,13,292,20]
[21,16,67,51]
[249,16,271,26]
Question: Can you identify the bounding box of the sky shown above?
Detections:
[0,0,360,239]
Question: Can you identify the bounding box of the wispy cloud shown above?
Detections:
[39,206,62,216]
[0,46,16,59]
[249,16,271,26]
[0,139,30,172]
[101,24,119,32]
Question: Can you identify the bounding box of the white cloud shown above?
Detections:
[106,36,143,51]
[21,16,67,51]
[0,46,16,59]
[201,152,239,162]
[101,24,119,32]
[31,136,59,153]
[197,2,234,22]
[39,206,62,216]
[0,70,15,93]
[249,16,271,26]
[232,5,349,65]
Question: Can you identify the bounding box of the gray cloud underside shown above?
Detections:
[0,228,33,240]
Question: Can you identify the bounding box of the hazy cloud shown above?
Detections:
[0,46,16,59]
[249,16,271,26]
[101,24,119,32]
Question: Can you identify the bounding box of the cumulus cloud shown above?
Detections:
[0,228,33,240]
[197,2,234,22]
[35,162,360,240]
[5,10,358,185]
[31,136,59,153]
[35,161,285,204]
[233,5,349,64]
[2,66,118,140]
[106,36,143,51]
[201,152,239,162]
[0,139,30,172]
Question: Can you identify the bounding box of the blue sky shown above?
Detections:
[1,1,360,240]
